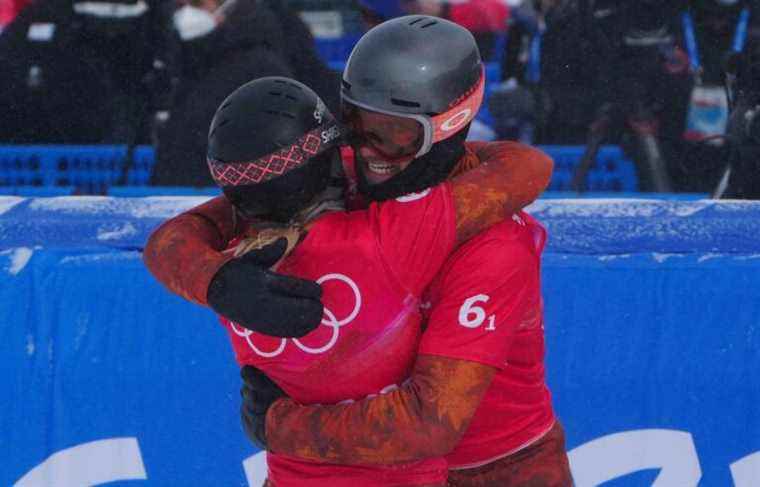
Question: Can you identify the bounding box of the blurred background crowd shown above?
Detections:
[1,0,759,196]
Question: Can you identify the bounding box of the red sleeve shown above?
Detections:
[369,184,458,296]
[419,218,543,369]
[143,196,241,306]
[451,142,553,245]
[266,355,496,465]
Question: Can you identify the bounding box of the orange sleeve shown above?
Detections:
[143,195,242,306]
[266,355,496,464]
[451,141,553,245]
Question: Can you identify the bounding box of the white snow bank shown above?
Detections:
[1,247,34,275]
[0,197,24,215]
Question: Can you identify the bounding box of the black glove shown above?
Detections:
[240,365,287,450]
[207,238,323,338]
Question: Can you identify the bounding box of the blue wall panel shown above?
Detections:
[2,197,759,486]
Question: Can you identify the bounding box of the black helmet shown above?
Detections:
[341,15,485,201]
[207,77,342,223]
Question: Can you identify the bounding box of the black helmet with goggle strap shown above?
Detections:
[207,77,343,223]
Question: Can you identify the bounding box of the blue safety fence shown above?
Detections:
[1,197,759,486]
[0,146,128,191]
[547,145,638,192]
[0,144,638,195]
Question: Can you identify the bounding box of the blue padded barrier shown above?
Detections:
[129,145,158,186]
[545,145,639,192]
[0,145,128,193]
[0,144,638,195]
[540,191,707,200]
[1,197,759,486]
[0,186,76,196]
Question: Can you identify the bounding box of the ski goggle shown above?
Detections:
[341,67,485,159]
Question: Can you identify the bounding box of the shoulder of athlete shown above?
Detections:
[464,211,543,245]
[472,140,550,167]
[443,216,541,279]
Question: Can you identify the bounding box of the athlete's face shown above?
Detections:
[341,101,423,185]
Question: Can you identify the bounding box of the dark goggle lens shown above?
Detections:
[341,102,425,159]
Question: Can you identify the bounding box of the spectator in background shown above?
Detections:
[150,0,340,187]
[0,0,32,29]
[715,31,760,198]
[397,0,510,60]
[356,0,508,141]
[537,1,698,192]
[532,0,598,144]
[534,0,760,193]
[355,0,405,27]
[488,0,546,143]
[357,1,509,60]
[0,0,176,145]
[447,0,510,60]
[259,0,340,113]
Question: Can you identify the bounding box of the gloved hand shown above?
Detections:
[207,238,323,338]
[240,365,287,450]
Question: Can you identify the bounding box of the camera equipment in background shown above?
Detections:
[571,0,688,192]
[713,40,760,198]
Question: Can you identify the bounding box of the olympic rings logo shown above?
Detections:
[230,273,362,358]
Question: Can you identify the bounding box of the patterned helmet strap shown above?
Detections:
[207,121,341,187]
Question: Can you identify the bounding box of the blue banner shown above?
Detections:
[2,197,759,486]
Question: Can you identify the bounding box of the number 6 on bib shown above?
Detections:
[458,294,496,330]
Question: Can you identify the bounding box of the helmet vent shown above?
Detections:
[408,17,437,28]
[269,91,298,102]
[391,98,421,108]
[265,110,296,119]
[274,79,304,90]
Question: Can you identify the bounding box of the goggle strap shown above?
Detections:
[430,68,485,145]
